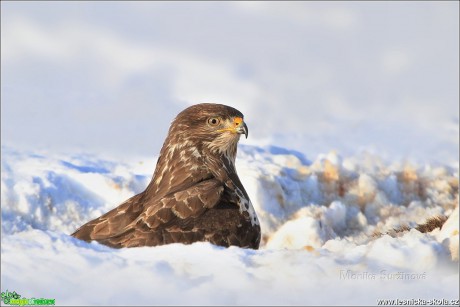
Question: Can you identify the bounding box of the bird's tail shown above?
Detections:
[71,193,144,246]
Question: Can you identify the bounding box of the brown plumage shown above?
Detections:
[71,103,261,249]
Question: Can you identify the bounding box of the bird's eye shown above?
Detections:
[207,117,221,126]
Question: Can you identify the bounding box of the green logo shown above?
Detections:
[1,290,55,306]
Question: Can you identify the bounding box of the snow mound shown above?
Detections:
[1,145,458,305]
[237,146,458,248]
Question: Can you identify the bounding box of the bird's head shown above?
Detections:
[165,103,249,160]
[210,114,248,139]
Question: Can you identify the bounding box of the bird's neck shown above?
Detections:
[144,140,239,199]
[205,134,240,166]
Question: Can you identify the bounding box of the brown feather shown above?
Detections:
[71,103,261,249]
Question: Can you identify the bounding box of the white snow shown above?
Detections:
[1,145,458,305]
[1,2,459,305]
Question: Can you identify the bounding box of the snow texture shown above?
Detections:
[1,2,459,305]
[1,145,458,305]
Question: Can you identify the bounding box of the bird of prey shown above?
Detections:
[71,103,261,249]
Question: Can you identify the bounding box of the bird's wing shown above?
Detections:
[71,193,144,241]
[74,178,226,248]
[130,178,225,231]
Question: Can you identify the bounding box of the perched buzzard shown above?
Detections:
[72,103,261,249]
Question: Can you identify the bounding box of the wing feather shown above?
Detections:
[76,178,225,247]
[71,193,143,241]
[139,178,224,227]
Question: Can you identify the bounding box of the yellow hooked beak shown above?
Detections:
[218,117,249,139]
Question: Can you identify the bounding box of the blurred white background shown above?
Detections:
[1,1,458,164]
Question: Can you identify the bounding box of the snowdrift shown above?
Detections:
[1,145,458,305]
